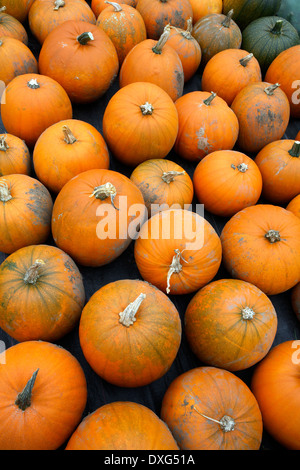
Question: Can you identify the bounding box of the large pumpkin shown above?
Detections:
[220,204,300,295]
[0,340,87,450]
[0,244,85,342]
[184,279,277,371]
[0,133,30,176]
[286,194,300,219]
[0,36,38,86]
[79,279,181,387]
[66,401,179,450]
[0,174,53,254]
[251,340,300,449]
[91,0,137,18]
[161,366,263,450]
[51,168,147,267]
[0,0,35,23]
[0,6,28,43]
[222,0,282,30]
[102,82,179,166]
[134,208,222,295]
[38,20,119,103]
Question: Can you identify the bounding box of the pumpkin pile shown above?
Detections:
[0,0,299,451]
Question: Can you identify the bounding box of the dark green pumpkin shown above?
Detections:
[241,16,299,75]
[223,0,282,30]
[277,0,300,35]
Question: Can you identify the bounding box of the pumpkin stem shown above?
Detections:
[152,25,171,54]
[15,369,39,411]
[24,259,45,285]
[89,182,119,210]
[264,83,280,96]
[265,229,281,243]
[77,32,94,45]
[0,40,3,47]
[161,170,185,184]
[119,293,146,327]
[104,0,122,11]
[241,306,255,320]
[0,135,9,152]
[222,9,234,28]
[166,249,188,294]
[0,180,12,202]
[203,92,217,106]
[27,78,40,89]
[288,141,300,158]
[193,405,235,432]
[239,53,253,67]
[62,125,77,144]
[170,17,193,38]
[231,162,248,172]
[0,6,6,12]
[271,19,283,35]
[53,0,65,10]
[140,102,153,115]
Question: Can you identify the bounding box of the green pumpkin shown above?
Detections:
[241,16,300,75]
[223,0,282,30]
[277,0,300,35]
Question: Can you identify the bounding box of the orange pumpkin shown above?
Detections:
[0,0,35,23]
[286,194,300,219]
[28,0,96,44]
[91,0,137,18]
[231,82,290,154]
[38,20,119,103]
[33,119,110,194]
[189,0,222,24]
[174,91,239,162]
[51,168,147,267]
[193,150,262,217]
[0,6,28,43]
[66,401,179,450]
[291,283,300,321]
[255,139,300,205]
[251,340,300,450]
[161,366,263,450]
[201,48,262,105]
[220,204,300,295]
[0,340,87,450]
[184,278,277,371]
[119,27,184,102]
[0,133,30,176]
[0,174,53,254]
[0,73,73,148]
[130,158,194,216]
[96,1,146,65]
[102,82,179,166]
[134,208,222,295]
[79,279,181,387]
[0,36,38,86]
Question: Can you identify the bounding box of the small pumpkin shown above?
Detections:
[0,0,35,23]
[174,91,239,162]
[222,0,282,30]
[0,133,30,176]
[291,283,300,320]
[220,204,300,295]
[0,6,28,43]
[0,73,73,148]
[231,82,290,154]
[130,158,194,217]
[193,150,262,217]
[91,0,137,18]
[161,366,263,450]
[33,119,110,194]
[66,401,179,450]
[0,174,53,254]
[0,340,87,450]
[189,0,222,24]
[0,36,38,86]
[286,194,300,219]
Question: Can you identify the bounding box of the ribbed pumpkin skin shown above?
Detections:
[161,366,263,450]
[222,0,282,30]
[0,341,87,450]
[0,0,35,23]
[0,133,30,176]
[0,244,85,342]
[220,204,300,295]
[0,36,37,86]
[79,279,181,387]
[286,194,300,219]
[66,401,179,450]
[92,0,137,18]
[0,8,28,43]
[184,279,277,371]
[189,0,222,24]
[251,340,300,450]
[265,45,300,118]
[292,283,300,321]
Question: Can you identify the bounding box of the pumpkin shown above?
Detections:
[79,279,181,387]
[38,20,119,103]
[220,204,300,295]
[91,0,137,18]
[192,10,242,65]
[222,0,282,31]
[96,1,146,65]
[0,6,28,43]
[0,73,72,148]
[28,0,96,44]
[286,194,300,219]
[136,0,193,40]
[265,45,300,118]
[0,36,38,86]
[51,168,147,267]
[189,0,222,24]
[254,139,300,205]
[102,82,179,166]
[184,278,277,372]
[231,82,290,154]
[0,174,53,254]
[174,91,239,162]
[166,18,202,83]
[241,16,300,75]
[0,244,85,342]
[134,208,222,295]
[277,0,300,35]
[291,283,300,320]
[66,401,179,450]
[193,150,262,217]
[130,158,194,217]
[0,340,87,450]
[161,366,263,450]
[251,340,300,449]
[0,0,35,23]
[119,26,184,102]
[201,48,262,106]
[33,119,110,194]
[0,133,30,176]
